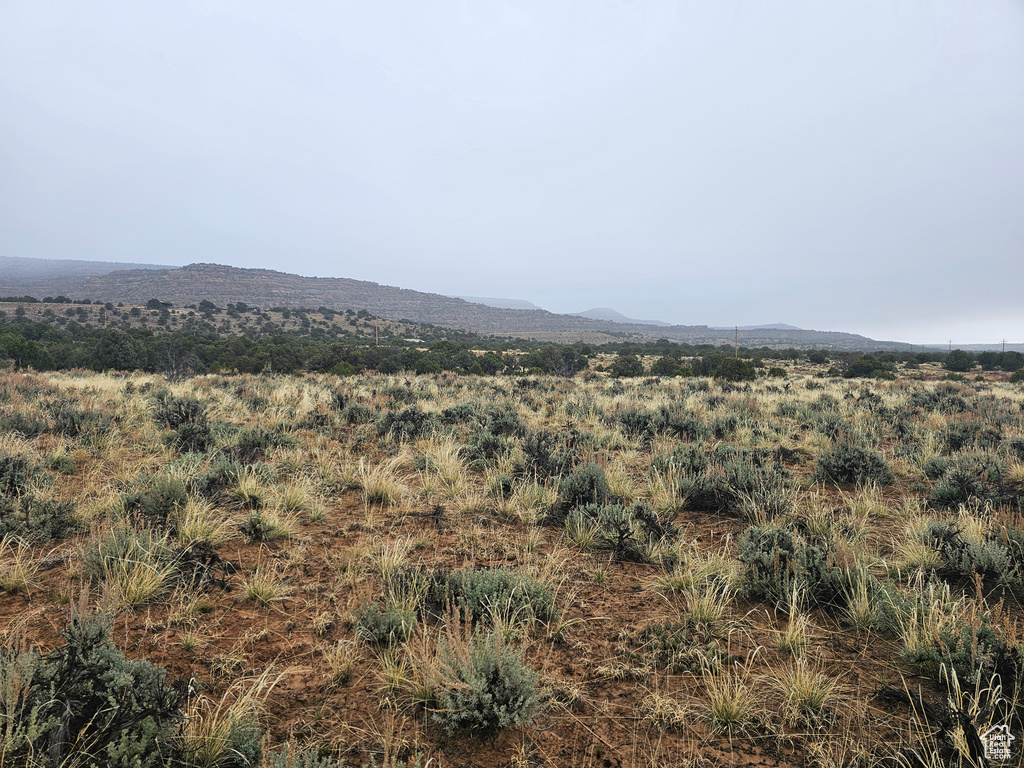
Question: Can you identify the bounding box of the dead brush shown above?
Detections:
[321,640,362,690]
[81,525,179,609]
[644,464,687,517]
[842,563,879,630]
[886,577,965,661]
[422,437,469,500]
[370,536,413,591]
[275,480,315,513]
[641,688,689,733]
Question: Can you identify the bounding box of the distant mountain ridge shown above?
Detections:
[459,298,671,327]
[456,296,543,311]
[572,307,670,326]
[0,258,908,351]
[710,323,803,331]
[0,255,174,299]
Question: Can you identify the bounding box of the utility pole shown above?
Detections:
[734,326,738,358]
[949,340,952,353]
[1003,339,1006,353]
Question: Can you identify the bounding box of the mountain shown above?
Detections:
[456,296,544,311]
[572,307,670,326]
[710,323,803,331]
[0,255,175,299]
[0,258,908,351]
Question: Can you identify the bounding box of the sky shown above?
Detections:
[1,1,1023,344]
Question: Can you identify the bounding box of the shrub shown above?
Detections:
[567,500,678,562]
[122,475,188,530]
[172,419,212,453]
[712,357,756,382]
[922,455,949,479]
[945,349,975,372]
[484,406,526,437]
[843,354,894,379]
[0,494,79,542]
[813,442,894,486]
[43,398,111,437]
[47,451,76,475]
[882,585,1022,686]
[421,567,557,625]
[190,457,244,500]
[353,600,416,647]
[924,520,1018,587]
[944,421,1001,452]
[650,356,681,376]
[0,451,34,497]
[1011,369,1024,383]
[618,408,658,441]
[462,430,510,468]
[440,403,480,425]
[1003,437,1024,461]
[339,401,375,425]
[931,452,1018,507]
[657,409,707,441]
[609,354,645,378]
[376,406,438,441]
[556,462,609,514]
[521,429,562,478]
[154,393,206,429]
[230,426,295,465]
[430,625,543,736]
[737,525,845,609]
[671,451,790,514]
[0,610,185,768]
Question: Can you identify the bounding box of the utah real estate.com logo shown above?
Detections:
[981,725,1015,762]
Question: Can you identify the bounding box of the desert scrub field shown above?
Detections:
[1,368,1024,768]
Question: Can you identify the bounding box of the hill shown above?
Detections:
[3,259,908,351]
[571,307,670,326]
[711,323,803,331]
[0,255,175,299]
[456,296,544,310]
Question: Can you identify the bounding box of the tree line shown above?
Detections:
[0,311,1020,380]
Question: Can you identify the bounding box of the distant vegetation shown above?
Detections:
[0,259,923,349]
[1,300,1020,380]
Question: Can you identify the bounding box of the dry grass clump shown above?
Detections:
[776,659,839,722]
[240,562,293,606]
[321,639,362,690]
[0,534,38,594]
[80,524,180,608]
[700,654,759,734]
[360,456,408,506]
[172,496,234,546]
[179,670,281,767]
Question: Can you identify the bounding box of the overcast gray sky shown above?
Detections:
[2,1,1022,343]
